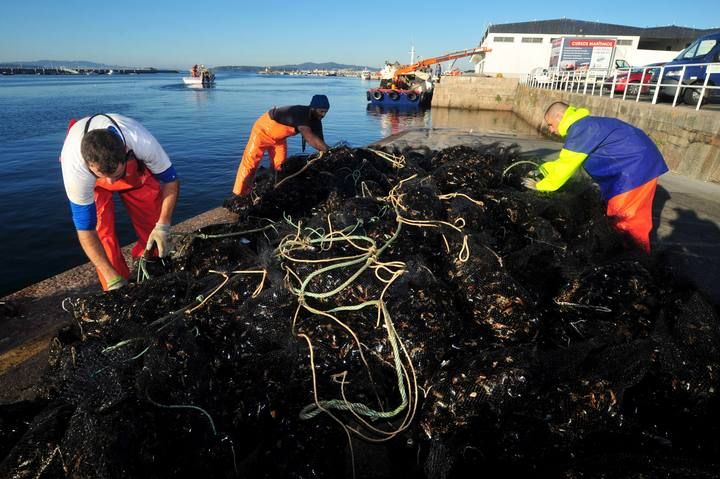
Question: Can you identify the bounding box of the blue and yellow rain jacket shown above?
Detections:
[536,106,668,200]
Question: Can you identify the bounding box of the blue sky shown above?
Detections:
[1,0,718,69]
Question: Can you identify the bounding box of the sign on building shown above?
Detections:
[549,38,617,73]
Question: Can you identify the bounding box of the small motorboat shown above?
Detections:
[183,64,215,88]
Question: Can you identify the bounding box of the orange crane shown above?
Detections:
[392,46,492,81]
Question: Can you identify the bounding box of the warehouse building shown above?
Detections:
[471,19,716,77]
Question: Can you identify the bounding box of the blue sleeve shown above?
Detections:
[70,201,97,230]
[154,165,178,183]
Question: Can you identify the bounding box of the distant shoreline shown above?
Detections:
[0,67,179,76]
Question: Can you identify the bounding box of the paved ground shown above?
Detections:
[652,172,720,303]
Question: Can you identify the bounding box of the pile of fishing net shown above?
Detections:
[2,145,720,478]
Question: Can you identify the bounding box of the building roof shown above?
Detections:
[483,18,717,40]
[641,25,718,39]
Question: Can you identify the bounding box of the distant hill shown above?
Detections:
[274,62,377,71]
[214,65,264,72]
[1,60,377,72]
[216,62,377,72]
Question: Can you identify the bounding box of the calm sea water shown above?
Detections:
[0,72,535,296]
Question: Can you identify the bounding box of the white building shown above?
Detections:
[472,19,715,78]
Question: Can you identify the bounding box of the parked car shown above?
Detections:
[529,67,552,85]
[603,63,664,95]
[653,31,720,104]
[613,59,631,71]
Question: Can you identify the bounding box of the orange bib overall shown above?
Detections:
[606,178,657,253]
[94,158,162,289]
[233,112,296,195]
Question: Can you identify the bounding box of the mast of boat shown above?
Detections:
[409,45,415,65]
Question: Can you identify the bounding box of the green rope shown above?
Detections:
[284,228,391,301]
[171,223,277,240]
[296,255,373,299]
[282,212,298,229]
[146,390,217,436]
[284,210,402,301]
[282,203,411,424]
[94,340,150,375]
[299,301,408,421]
[501,160,541,178]
[303,226,327,241]
[136,256,152,284]
[102,338,144,354]
[128,346,151,361]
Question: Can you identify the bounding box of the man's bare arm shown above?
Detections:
[157,179,180,225]
[297,126,329,152]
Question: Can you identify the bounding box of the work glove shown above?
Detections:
[107,275,127,291]
[527,168,543,180]
[146,222,171,258]
[522,177,538,190]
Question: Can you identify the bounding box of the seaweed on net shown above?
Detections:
[2,144,720,479]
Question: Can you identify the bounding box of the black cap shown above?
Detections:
[309,94,330,110]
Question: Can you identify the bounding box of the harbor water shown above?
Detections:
[0,72,535,296]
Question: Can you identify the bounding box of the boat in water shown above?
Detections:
[367,47,489,108]
[367,61,435,107]
[183,64,215,88]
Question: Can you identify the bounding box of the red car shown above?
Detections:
[604,64,665,96]
[605,70,653,95]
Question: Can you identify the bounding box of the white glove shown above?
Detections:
[146,222,171,257]
[522,177,538,190]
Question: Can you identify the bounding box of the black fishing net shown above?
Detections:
[2,145,719,479]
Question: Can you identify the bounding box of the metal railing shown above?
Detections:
[522,62,720,111]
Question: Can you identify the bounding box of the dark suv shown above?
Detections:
[653,31,720,105]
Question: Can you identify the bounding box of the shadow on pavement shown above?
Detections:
[653,184,720,304]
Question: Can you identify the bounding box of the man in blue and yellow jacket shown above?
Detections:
[524,101,668,252]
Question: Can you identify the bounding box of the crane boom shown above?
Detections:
[393,47,491,79]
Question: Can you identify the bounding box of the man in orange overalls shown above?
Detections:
[60,114,180,290]
[232,95,330,196]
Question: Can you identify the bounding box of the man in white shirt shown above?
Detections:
[60,114,180,291]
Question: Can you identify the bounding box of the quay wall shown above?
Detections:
[433,77,720,183]
[431,76,518,111]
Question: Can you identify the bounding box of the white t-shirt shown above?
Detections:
[60,114,174,229]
